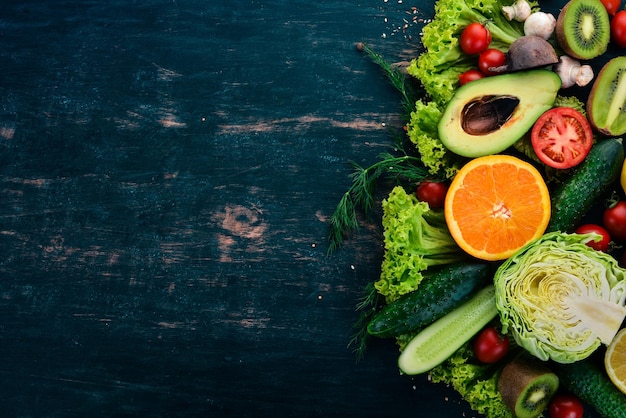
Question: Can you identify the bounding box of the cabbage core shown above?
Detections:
[494,232,626,363]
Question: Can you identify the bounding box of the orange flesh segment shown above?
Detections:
[605,328,626,395]
[445,155,551,261]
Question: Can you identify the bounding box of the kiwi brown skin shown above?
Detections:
[555,0,610,60]
[498,355,560,418]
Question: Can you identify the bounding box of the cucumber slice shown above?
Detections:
[398,285,498,375]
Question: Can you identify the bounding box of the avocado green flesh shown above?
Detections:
[438,70,561,158]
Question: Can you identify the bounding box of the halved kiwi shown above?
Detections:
[555,0,610,60]
[498,354,559,418]
[587,56,626,136]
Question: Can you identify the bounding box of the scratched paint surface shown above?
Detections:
[0,0,476,416]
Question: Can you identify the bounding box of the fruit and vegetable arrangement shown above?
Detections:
[328,0,626,416]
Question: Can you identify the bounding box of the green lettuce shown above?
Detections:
[494,232,626,364]
[406,100,467,179]
[430,342,514,418]
[375,186,466,302]
[407,0,535,106]
[405,0,535,178]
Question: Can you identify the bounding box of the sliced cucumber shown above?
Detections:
[398,285,498,375]
[367,262,492,339]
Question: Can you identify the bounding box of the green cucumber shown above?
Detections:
[547,138,624,233]
[398,285,498,375]
[551,358,626,418]
[367,262,492,338]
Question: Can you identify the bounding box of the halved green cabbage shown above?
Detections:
[494,231,626,364]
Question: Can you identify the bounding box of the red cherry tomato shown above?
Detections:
[548,394,584,418]
[603,201,626,241]
[611,10,626,47]
[458,69,485,85]
[416,181,448,209]
[602,0,622,15]
[530,107,593,169]
[473,326,510,364]
[460,22,492,55]
[575,224,611,251]
[478,48,506,75]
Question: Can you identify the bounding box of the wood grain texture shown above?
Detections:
[0,0,572,417]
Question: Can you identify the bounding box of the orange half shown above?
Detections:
[444,155,551,261]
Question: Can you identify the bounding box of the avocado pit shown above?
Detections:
[437,70,561,158]
[461,95,520,135]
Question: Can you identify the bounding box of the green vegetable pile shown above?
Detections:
[376,186,467,302]
[406,0,537,178]
[408,0,536,105]
[429,342,514,417]
[328,0,626,415]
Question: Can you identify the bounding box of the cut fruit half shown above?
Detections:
[444,155,551,261]
[556,0,611,60]
[605,327,626,394]
[587,56,626,136]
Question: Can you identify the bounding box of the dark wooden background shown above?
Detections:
[0,0,604,417]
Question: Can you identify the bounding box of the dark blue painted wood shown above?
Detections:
[0,0,607,417]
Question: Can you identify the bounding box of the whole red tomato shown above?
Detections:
[478,48,506,75]
[602,0,622,15]
[473,326,510,364]
[603,201,626,241]
[575,224,611,251]
[548,394,584,418]
[458,69,484,85]
[416,181,448,209]
[611,10,626,48]
[460,22,492,55]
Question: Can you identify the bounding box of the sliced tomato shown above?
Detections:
[530,107,593,169]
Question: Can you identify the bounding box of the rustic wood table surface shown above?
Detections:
[0,0,608,417]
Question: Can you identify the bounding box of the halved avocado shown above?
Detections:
[438,70,561,158]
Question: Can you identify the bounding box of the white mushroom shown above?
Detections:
[524,12,557,40]
[502,0,532,22]
[553,55,594,88]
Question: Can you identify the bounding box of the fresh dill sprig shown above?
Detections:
[336,45,431,359]
[327,43,428,254]
[327,147,430,254]
[359,42,419,119]
[348,281,382,361]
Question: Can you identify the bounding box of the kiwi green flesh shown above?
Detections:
[587,57,626,136]
[498,356,559,418]
[556,0,610,60]
[514,373,559,418]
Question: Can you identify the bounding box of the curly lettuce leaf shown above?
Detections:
[406,99,467,179]
[494,231,626,363]
[375,186,466,302]
[553,95,586,114]
[408,0,535,106]
[430,343,514,418]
